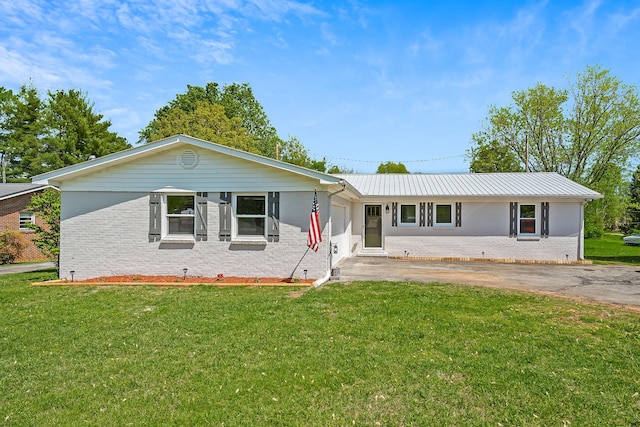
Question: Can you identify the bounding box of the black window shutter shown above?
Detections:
[427,202,433,227]
[219,192,232,241]
[149,193,161,242]
[391,202,398,227]
[509,202,518,237]
[267,192,280,242]
[419,202,426,227]
[196,192,208,241]
[541,202,550,237]
[455,202,462,227]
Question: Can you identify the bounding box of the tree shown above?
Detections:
[145,101,258,153]
[37,89,130,174]
[278,136,327,172]
[469,65,640,232]
[625,164,640,233]
[141,82,281,157]
[219,83,281,158]
[0,87,14,182]
[377,161,409,173]
[468,135,524,173]
[584,163,628,238]
[0,84,129,180]
[0,231,27,264]
[26,188,60,264]
[140,82,327,169]
[0,84,44,181]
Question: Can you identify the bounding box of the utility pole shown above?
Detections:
[525,134,529,172]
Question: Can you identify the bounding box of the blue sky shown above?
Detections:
[1,0,639,173]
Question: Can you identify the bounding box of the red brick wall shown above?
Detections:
[0,191,51,263]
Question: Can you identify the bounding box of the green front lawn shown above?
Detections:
[1,271,639,425]
[585,233,640,265]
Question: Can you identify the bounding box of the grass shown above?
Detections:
[585,233,640,265]
[1,270,639,426]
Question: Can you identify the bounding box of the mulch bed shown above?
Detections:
[33,274,315,287]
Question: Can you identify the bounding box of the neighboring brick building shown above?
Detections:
[0,184,56,263]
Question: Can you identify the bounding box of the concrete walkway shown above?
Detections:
[0,262,56,275]
[334,257,640,308]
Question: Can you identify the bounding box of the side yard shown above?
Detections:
[585,233,640,265]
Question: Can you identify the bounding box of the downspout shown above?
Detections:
[313,181,347,288]
[578,200,585,260]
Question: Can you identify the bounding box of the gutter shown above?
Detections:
[314,180,348,288]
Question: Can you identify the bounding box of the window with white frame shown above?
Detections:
[434,204,453,226]
[235,194,266,237]
[166,195,195,236]
[519,204,536,235]
[19,211,34,230]
[399,204,417,225]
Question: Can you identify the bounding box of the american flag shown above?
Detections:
[308,191,322,252]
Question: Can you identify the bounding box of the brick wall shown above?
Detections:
[59,191,329,281]
[384,235,580,261]
[0,191,50,263]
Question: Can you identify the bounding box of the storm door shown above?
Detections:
[364,204,383,248]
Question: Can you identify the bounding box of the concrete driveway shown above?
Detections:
[0,262,56,275]
[334,257,640,308]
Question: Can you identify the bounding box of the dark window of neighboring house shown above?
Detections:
[519,204,536,234]
[166,195,195,235]
[236,195,266,237]
[19,212,34,230]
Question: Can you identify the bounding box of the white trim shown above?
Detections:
[434,203,454,227]
[19,211,35,230]
[232,193,268,241]
[399,204,418,226]
[518,203,539,236]
[32,134,344,187]
[0,184,57,201]
[155,186,196,193]
[363,203,384,249]
[163,193,197,240]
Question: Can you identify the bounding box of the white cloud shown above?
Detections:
[563,0,602,53]
[0,0,45,25]
[408,29,443,56]
[243,0,325,21]
[0,46,59,86]
[116,3,152,33]
[320,22,339,46]
[609,6,640,30]
[191,39,236,65]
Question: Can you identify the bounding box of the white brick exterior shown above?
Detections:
[349,200,585,261]
[36,136,599,279]
[60,191,329,280]
[383,236,580,261]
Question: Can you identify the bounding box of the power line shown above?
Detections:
[310,153,467,164]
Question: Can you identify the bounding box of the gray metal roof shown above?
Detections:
[334,172,603,199]
[0,183,50,200]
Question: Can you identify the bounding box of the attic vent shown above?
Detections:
[178,149,199,169]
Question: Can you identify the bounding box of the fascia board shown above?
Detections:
[32,134,342,186]
[0,184,58,201]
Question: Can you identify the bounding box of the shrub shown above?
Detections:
[0,230,28,264]
[26,189,60,262]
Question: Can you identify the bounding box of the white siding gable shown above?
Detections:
[60,146,320,192]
